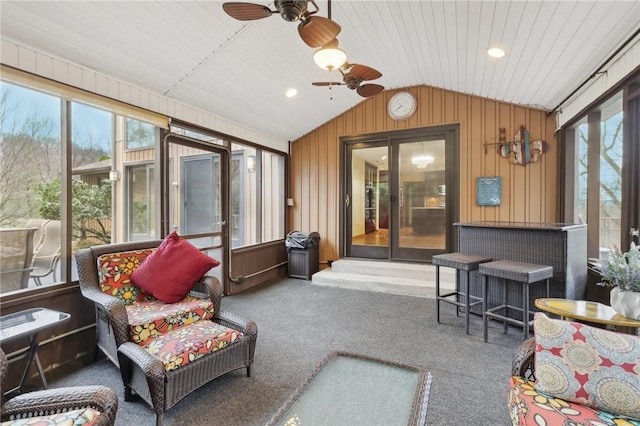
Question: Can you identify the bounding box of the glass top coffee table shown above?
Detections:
[266,351,432,426]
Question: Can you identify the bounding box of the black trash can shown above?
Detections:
[285,231,320,280]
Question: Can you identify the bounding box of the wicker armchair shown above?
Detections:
[75,240,258,425]
[510,336,536,381]
[0,349,118,425]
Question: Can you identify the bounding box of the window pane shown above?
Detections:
[0,82,61,293]
[126,118,155,149]
[128,164,155,240]
[169,124,225,147]
[230,144,257,248]
[599,94,623,252]
[573,118,588,224]
[71,102,114,280]
[261,151,285,242]
[569,91,624,259]
[399,140,446,250]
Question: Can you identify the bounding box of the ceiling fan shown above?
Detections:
[222,1,341,48]
[312,63,384,98]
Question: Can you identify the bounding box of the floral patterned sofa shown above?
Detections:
[76,235,257,425]
[509,313,640,425]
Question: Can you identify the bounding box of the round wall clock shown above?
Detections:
[387,91,417,120]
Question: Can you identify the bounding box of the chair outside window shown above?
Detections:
[29,220,61,286]
[0,228,36,293]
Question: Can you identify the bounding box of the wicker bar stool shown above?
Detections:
[432,253,493,334]
[480,260,553,342]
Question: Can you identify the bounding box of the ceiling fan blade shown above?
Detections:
[298,16,341,48]
[357,84,384,97]
[348,64,382,81]
[222,2,273,21]
[312,82,345,87]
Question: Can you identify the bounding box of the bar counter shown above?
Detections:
[454,221,588,320]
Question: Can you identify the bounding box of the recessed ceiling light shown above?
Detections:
[488,47,505,58]
[286,88,298,98]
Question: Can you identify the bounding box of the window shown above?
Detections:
[261,150,285,243]
[231,144,258,248]
[127,164,155,241]
[0,78,160,295]
[126,118,155,150]
[0,82,62,292]
[563,71,640,259]
[71,102,114,251]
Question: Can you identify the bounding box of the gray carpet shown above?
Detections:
[51,277,524,425]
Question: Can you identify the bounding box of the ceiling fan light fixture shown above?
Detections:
[276,0,307,21]
[314,46,347,71]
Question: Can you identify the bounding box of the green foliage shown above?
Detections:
[34,178,61,220]
[598,242,640,292]
[33,178,112,243]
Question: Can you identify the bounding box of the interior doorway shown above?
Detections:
[343,125,459,262]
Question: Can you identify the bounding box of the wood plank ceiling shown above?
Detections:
[1,1,639,142]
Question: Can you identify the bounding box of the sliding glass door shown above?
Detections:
[344,125,459,262]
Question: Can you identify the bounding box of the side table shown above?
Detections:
[0,307,71,394]
[535,298,640,335]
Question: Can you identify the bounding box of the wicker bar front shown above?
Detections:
[455,222,587,321]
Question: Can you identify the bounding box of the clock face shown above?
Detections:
[388,92,417,120]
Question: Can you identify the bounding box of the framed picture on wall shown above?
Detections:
[476,177,502,206]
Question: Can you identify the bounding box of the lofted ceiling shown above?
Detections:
[1,1,639,143]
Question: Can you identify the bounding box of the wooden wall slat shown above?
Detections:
[289,84,557,264]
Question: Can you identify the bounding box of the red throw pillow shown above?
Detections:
[131,232,220,303]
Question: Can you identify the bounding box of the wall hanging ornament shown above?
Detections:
[497,125,549,165]
[483,126,549,165]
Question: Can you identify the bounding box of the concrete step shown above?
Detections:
[311,259,457,299]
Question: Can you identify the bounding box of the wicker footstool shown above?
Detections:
[432,253,492,334]
[480,260,552,342]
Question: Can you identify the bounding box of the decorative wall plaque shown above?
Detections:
[476,177,502,206]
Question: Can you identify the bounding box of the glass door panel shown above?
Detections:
[347,145,389,259]
[397,140,446,251]
[166,138,226,287]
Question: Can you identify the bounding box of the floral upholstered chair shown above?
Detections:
[1,349,118,425]
[509,313,640,425]
[75,233,257,425]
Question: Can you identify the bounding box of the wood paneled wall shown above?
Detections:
[290,85,558,264]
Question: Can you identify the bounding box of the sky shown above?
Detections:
[1,81,112,154]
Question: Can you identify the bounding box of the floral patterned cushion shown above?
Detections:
[139,319,243,372]
[0,407,101,425]
[98,249,156,304]
[534,313,640,419]
[508,376,640,426]
[126,296,214,344]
